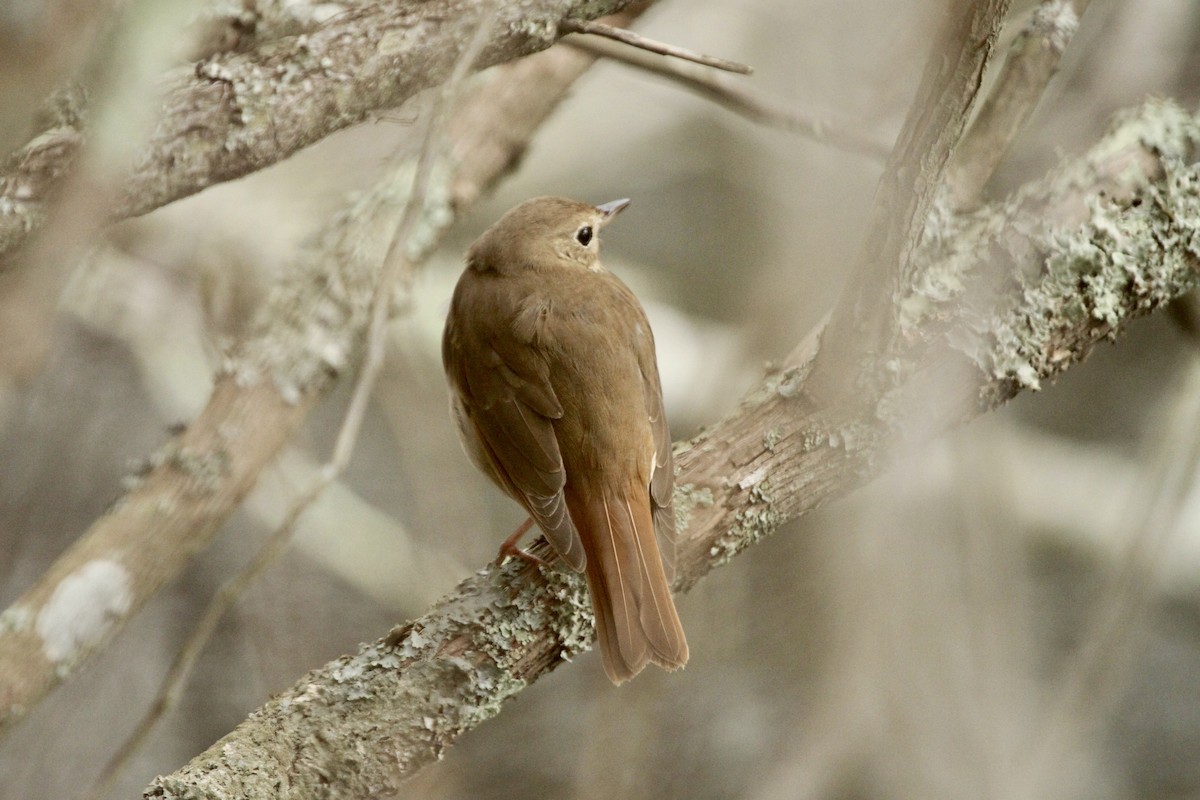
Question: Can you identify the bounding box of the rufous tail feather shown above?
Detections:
[565,483,688,684]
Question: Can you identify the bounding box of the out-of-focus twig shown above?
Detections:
[566,36,890,159]
[1021,355,1200,794]
[560,18,752,73]
[0,0,195,386]
[0,0,115,159]
[946,0,1091,208]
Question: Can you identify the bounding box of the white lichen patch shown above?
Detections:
[36,560,133,663]
[1031,0,1080,52]
[0,605,34,634]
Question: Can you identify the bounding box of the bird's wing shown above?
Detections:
[443,283,585,571]
[631,303,678,583]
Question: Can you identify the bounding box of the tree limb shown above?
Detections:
[0,0,640,263]
[147,98,1200,800]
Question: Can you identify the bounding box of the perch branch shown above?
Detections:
[0,0,641,262]
[559,18,752,74]
[147,98,1200,799]
[567,36,890,159]
[0,9,638,737]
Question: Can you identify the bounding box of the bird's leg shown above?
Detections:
[495,517,552,567]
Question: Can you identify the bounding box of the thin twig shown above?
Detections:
[567,36,889,159]
[84,9,499,797]
[560,18,752,74]
[84,482,317,800]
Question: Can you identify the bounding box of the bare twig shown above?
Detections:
[806,0,1012,400]
[0,4,641,741]
[946,0,1090,208]
[0,0,194,385]
[147,99,1200,798]
[567,36,890,159]
[85,480,315,800]
[560,18,752,74]
[85,10,500,797]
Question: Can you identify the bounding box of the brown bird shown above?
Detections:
[442,196,688,684]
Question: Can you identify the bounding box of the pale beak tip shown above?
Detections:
[596,198,632,219]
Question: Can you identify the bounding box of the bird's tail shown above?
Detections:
[566,482,689,684]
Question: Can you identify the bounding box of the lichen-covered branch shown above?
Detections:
[0,0,638,261]
[0,32,619,737]
[146,99,1200,800]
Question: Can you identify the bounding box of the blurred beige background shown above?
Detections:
[3,0,1200,798]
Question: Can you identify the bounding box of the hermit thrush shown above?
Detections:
[442,196,688,684]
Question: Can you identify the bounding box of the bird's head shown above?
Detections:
[467,196,630,274]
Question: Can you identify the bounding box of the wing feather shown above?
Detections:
[444,277,585,571]
[635,321,678,583]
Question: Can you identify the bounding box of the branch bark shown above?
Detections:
[146,98,1200,799]
[0,0,638,262]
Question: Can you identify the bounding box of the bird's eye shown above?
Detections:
[576,225,593,246]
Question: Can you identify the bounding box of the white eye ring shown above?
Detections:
[576,225,593,246]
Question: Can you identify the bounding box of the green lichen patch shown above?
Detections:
[898,100,1200,404]
[708,478,784,568]
[673,483,714,536]
[986,153,1200,396]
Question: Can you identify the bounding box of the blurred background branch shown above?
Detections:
[806,0,1012,400]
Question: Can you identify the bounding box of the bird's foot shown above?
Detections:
[494,517,552,568]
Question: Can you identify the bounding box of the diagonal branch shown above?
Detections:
[0,0,642,263]
[147,98,1200,800]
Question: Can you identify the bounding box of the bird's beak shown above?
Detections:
[596,198,631,227]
